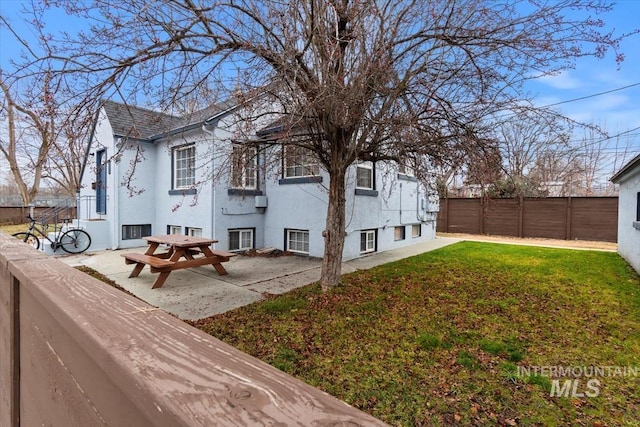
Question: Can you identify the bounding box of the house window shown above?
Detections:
[637,192,640,222]
[231,144,257,189]
[167,225,181,235]
[173,144,195,189]
[394,226,405,241]
[122,224,151,240]
[356,162,374,190]
[186,227,202,237]
[360,229,376,254]
[229,229,254,251]
[284,146,319,178]
[399,163,415,177]
[286,229,310,254]
[412,224,421,238]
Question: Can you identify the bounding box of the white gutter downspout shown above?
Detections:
[202,124,216,247]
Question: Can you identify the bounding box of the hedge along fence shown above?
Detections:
[0,233,386,427]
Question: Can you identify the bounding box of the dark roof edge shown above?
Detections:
[149,101,242,140]
[204,103,241,126]
[611,153,640,183]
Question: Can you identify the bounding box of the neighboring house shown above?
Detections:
[77,99,439,260]
[610,154,640,274]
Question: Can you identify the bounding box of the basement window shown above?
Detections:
[122,224,151,240]
[229,229,254,251]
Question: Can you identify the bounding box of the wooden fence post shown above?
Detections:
[518,196,524,238]
[566,196,572,240]
[444,198,449,232]
[479,198,484,235]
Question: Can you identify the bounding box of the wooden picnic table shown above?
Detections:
[121,235,236,289]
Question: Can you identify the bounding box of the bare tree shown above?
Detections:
[1,6,94,204]
[41,106,93,197]
[0,69,90,204]
[494,111,574,195]
[0,73,56,206]
[26,0,627,288]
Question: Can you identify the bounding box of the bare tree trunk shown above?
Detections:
[320,166,347,290]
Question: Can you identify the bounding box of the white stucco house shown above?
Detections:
[611,154,640,274]
[77,99,439,260]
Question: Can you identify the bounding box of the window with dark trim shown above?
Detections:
[283,146,319,178]
[229,228,254,251]
[356,161,374,190]
[360,229,376,254]
[412,224,421,238]
[122,224,151,240]
[230,144,258,189]
[354,161,378,196]
[398,163,415,177]
[394,226,405,241]
[637,192,640,222]
[186,227,202,237]
[167,225,181,235]
[286,229,310,254]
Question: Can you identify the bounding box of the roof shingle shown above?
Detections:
[102,99,237,140]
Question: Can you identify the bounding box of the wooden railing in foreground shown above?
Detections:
[0,233,386,426]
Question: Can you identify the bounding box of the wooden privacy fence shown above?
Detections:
[0,206,76,225]
[437,197,618,242]
[0,233,386,427]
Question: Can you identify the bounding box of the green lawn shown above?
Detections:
[0,223,29,235]
[192,242,640,426]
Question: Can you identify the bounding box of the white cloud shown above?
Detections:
[535,70,583,90]
[585,94,630,111]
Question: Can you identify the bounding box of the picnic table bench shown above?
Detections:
[121,235,237,289]
[123,253,175,271]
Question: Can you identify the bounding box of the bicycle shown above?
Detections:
[13,214,92,254]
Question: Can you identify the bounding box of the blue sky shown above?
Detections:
[525,0,640,160]
[1,0,639,162]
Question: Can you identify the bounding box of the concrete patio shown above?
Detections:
[59,237,459,320]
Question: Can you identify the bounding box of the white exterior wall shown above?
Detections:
[261,162,437,260]
[79,109,113,222]
[152,130,214,240]
[79,109,157,250]
[80,106,439,258]
[262,171,330,258]
[341,164,437,260]
[616,169,640,273]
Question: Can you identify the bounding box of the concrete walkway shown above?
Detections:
[59,237,459,321]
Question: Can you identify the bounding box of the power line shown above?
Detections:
[570,125,640,149]
[537,82,640,108]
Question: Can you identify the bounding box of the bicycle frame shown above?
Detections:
[24,215,68,249]
[18,214,90,253]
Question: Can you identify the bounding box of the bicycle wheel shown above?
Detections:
[59,229,92,254]
[12,232,41,250]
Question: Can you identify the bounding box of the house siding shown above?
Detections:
[616,167,640,273]
[79,102,438,259]
[116,140,157,248]
[153,131,213,241]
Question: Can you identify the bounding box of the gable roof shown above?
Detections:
[611,153,640,183]
[103,101,180,140]
[102,99,238,141]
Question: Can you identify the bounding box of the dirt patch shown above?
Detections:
[243,248,294,257]
[438,232,617,251]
